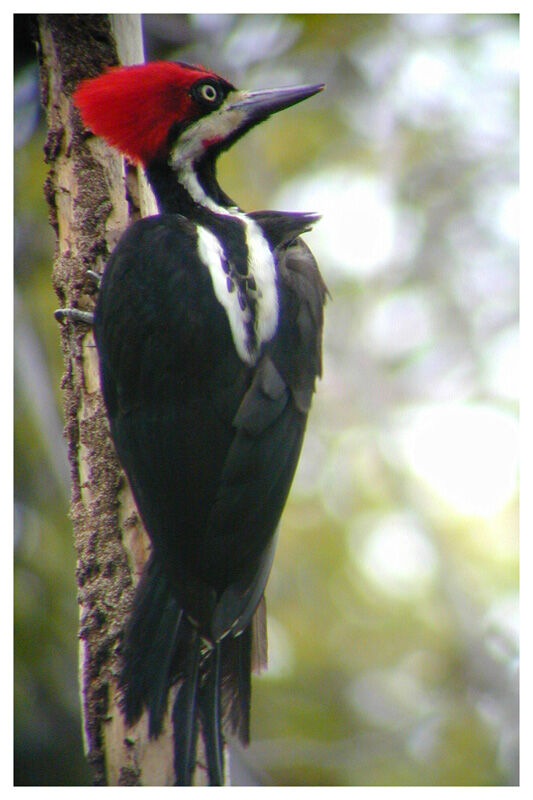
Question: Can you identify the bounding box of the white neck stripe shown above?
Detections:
[196,226,255,364]
[172,151,279,364]
[195,218,279,365]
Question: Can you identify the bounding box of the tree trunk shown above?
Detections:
[36,13,209,786]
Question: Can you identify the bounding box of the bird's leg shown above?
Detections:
[54,270,101,326]
[54,308,94,325]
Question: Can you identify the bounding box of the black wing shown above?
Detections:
[208,219,328,639]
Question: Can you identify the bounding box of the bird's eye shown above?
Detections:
[199,83,218,103]
[190,78,229,111]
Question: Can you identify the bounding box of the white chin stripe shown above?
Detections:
[196,224,278,365]
[171,102,248,167]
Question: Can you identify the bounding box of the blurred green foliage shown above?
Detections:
[14,13,518,786]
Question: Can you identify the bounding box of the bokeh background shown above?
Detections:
[14,13,519,786]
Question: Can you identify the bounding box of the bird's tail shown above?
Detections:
[119,556,264,785]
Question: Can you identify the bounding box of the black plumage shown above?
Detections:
[94,210,326,781]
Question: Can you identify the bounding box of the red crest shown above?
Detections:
[73,61,221,164]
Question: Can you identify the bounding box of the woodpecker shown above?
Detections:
[73,61,326,785]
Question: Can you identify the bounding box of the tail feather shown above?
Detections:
[198,642,224,785]
[172,630,201,785]
[146,603,183,737]
[119,556,263,785]
[120,556,178,730]
[251,595,268,674]
[221,626,252,745]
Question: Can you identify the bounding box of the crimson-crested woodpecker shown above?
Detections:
[73,61,326,785]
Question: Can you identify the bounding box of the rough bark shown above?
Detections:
[36,13,207,786]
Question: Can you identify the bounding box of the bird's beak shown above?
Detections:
[227,83,325,124]
[174,82,325,162]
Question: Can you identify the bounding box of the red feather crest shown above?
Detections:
[73,61,218,165]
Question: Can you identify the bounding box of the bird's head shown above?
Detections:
[73,60,324,168]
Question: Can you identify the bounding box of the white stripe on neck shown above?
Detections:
[173,142,279,364]
[196,225,255,364]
